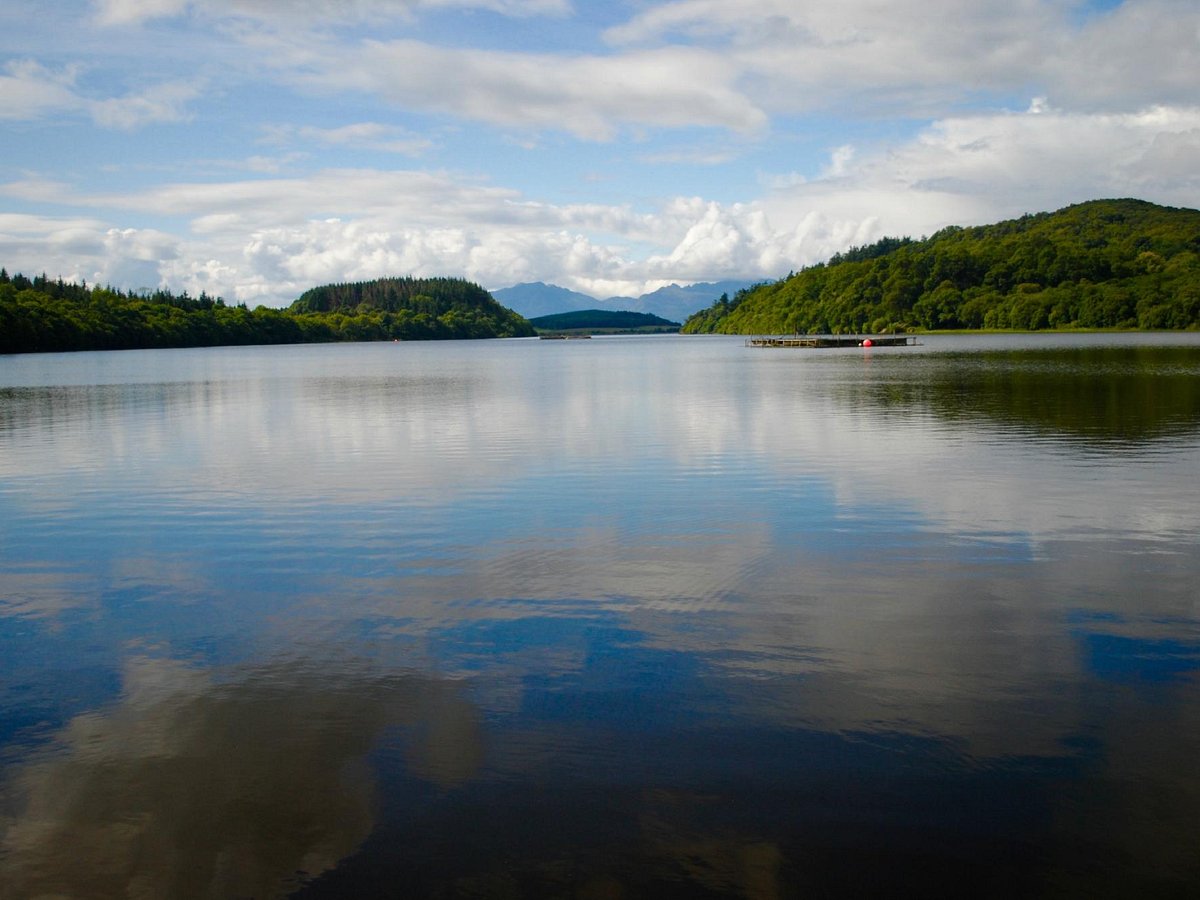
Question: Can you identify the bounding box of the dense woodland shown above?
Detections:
[683,199,1200,334]
[8,199,1200,354]
[529,310,680,332]
[0,273,533,354]
[289,276,533,338]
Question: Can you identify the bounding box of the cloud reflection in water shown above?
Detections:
[2,336,1200,895]
[0,656,484,899]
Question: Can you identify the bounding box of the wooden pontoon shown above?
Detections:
[746,335,918,348]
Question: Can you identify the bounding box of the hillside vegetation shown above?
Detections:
[683,200,1200,334]
[289,276,533,338]
[0,273,533,354]
[529,309,680,332]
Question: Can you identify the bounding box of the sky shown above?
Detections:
[1,0,1198,307]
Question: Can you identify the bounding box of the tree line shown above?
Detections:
[683,199,1200,334]
[528,309,680,331]
[0,272,534,354]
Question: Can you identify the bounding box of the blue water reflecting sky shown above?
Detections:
[2,334,1200,896]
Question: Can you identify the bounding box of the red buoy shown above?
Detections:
[862,338,873,347]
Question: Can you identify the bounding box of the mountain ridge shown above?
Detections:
[492,279,756,322]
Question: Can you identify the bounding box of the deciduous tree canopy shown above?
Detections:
[682,200,1200,335]
[529,310,680,331]
[0,273,534,355]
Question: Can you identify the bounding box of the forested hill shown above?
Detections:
[290,276,533,338]
[529,310,680,332]
[0,272,533,354]
[683,199,1200,334]
[296,276,490,314]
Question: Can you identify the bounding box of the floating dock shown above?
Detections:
[746,335,918,348]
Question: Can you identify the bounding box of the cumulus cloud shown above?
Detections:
[757,103,1200,240]
[5,0,1200,304]
[0,213,181,291]
[223,218,647,304]
[6,92,1200,305]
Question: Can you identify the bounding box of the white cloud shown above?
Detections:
[636,198,879,284]
[0,213,108,260]
[1048,0,1200,110]
[5,94,1200,305]
[714,102,1200,270]
[11,1,1200,315]
[612,101,1200,283]
[0,214,183,291]
[92,0,570,27]
[607,0,1053,105]
[823,104,1200,223]
[227,153,310,173]
[225,217,647,303]
[261,121,435,156]
[282,39,766,140]
[92,0,189,26]
[89,1,1200,146]
[637,147,740,166]
[90,80,203,129]
[2,167,658,240]
[824,145,855,178]
[0,59,200,130]
[0,60,83,121]
[609,0,1200,117]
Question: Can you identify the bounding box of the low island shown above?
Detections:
[529,309,681,336]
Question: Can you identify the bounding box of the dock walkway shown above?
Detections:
[746,335,918,348]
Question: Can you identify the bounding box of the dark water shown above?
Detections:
[2,333,1199,898]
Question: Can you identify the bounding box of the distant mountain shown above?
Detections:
[490,282,597,319]
[631,282,759,321]
[492,280,756,322]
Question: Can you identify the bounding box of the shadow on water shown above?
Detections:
[838,345,1200,449]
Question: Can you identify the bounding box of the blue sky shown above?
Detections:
[2,0,1198,306]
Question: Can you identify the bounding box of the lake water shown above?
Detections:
[2,333,1199,898]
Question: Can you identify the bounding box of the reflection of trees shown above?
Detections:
[636,789,784,899]
[1043,673,1200,895]
[0,657,484,900]
[840,347,1200,447]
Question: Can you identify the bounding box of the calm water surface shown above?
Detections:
[2,333,1199,898]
